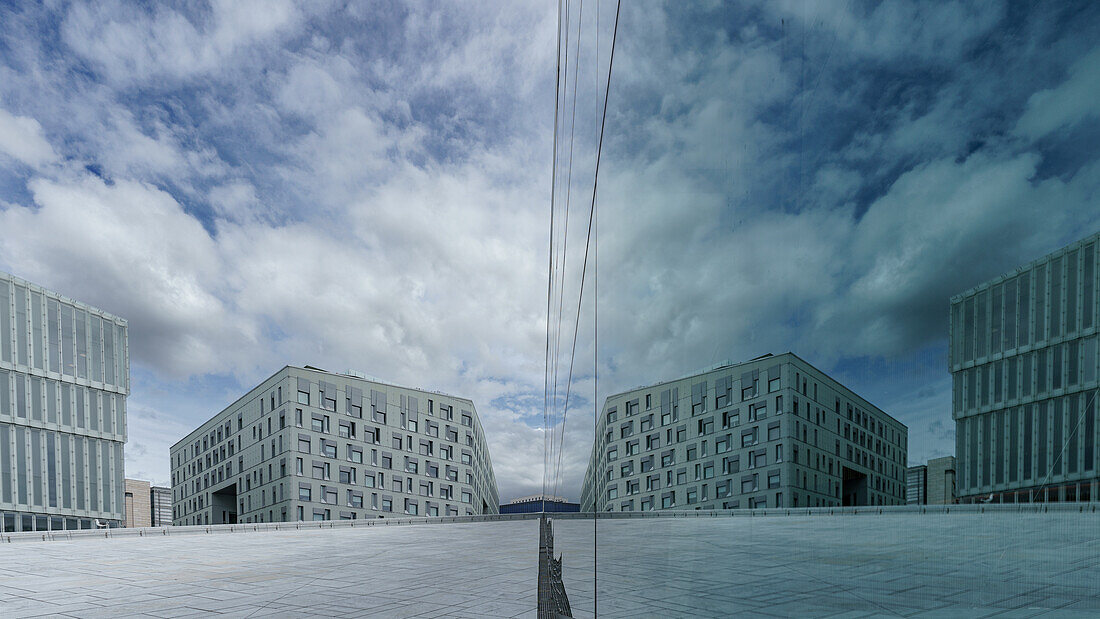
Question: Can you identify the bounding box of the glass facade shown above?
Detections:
[0,272,128,531]
[950,234,1099,502]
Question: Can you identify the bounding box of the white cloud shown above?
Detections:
[0,108,57,167]
[2,0,1099,503]
[1016,46,1100,140]
[0,173,258,378]
[61,0,308,85]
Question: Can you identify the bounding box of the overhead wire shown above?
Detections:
[553,0,622,503]
[547,0,573,500]
[543,0,565,500]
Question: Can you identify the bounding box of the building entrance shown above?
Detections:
[842,467,868,506]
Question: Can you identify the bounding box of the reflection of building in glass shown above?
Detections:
[581,353,908,512]
[150,485,172,526]
[500,494,580,514]
[124,478,151,527]
[950,232,1099,504]
[170,366,499,525]
[0,271,129,533]
[907,465,927,504]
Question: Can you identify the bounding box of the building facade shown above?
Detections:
[926,456,956,504]
[150,485,172,526]
[123,478,151,527]
[950,232,1099,503]
[499,494,580,514]
[0,271,129,532]
[906,465,927,505]
[581,353,908,512]
[171,366,499,525]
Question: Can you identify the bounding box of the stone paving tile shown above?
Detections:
[4,513,1100,617]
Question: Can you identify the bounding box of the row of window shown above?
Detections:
[0,370,126,437]
[0,279,128,389]
[954,336,1099,413]
[952,241,1097,367]
[958,391,1097,491]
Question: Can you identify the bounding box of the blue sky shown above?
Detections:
[1,0,1098,501]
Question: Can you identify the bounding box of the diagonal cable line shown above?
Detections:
[553,0,622,503]
[544,0,565,500]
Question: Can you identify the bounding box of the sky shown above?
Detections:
[1,1,1098,502]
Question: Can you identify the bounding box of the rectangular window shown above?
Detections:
[1083,243,1095,330]
[1019,271,1031,346]
[1067,249,1078,333]
[1051,257,1062,338]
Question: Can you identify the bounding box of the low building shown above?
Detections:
[500,494,580,514]
[150,486,172,526]
[906,466,927,504]
[170,366,499,525]
[926,456,957,504]
[581,353,908,512]
[123,479,151,527]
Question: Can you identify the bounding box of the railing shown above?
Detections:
[4,502,1098,543]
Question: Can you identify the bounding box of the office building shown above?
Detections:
[0,271,128,532]
[150,485,172,526]
[906,465,927,504]
[500,494,580,514]
[581,353,908,512]
[123,478,151,528]
[170,366,499,525]
[926,456,956,504]
[950,232,1099,503]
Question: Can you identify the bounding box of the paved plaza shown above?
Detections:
[2,509,1100,617]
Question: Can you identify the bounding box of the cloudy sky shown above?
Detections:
[1,1,1098,501]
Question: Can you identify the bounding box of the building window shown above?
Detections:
[298,390,309,405]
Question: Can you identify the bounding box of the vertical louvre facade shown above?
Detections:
[0,271,129,532]
[581,353,907,512]
[950,232,1099,503]
[171,366,499,525]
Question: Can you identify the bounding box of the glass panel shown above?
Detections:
[90,316,102,383]
[14,285,27,367]
[75,309,87,379]
[0,423,9,503]
[1050,257,1062,339]
[0,280,10,363]
[61,304,74,377]
[1084,244,1095,330]
[47,299,60,373]
[31,291,43,370]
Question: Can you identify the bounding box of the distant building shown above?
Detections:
[906,466,927,505]
[500,494,580,514]
[0,271,129,533]
[123,479,151,528]
[950,232,1098,503]
[150,486,172,526]
[581,353,908,512]
[907,457,957,505]
[926,456,956,505]
[170,366,499,525]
